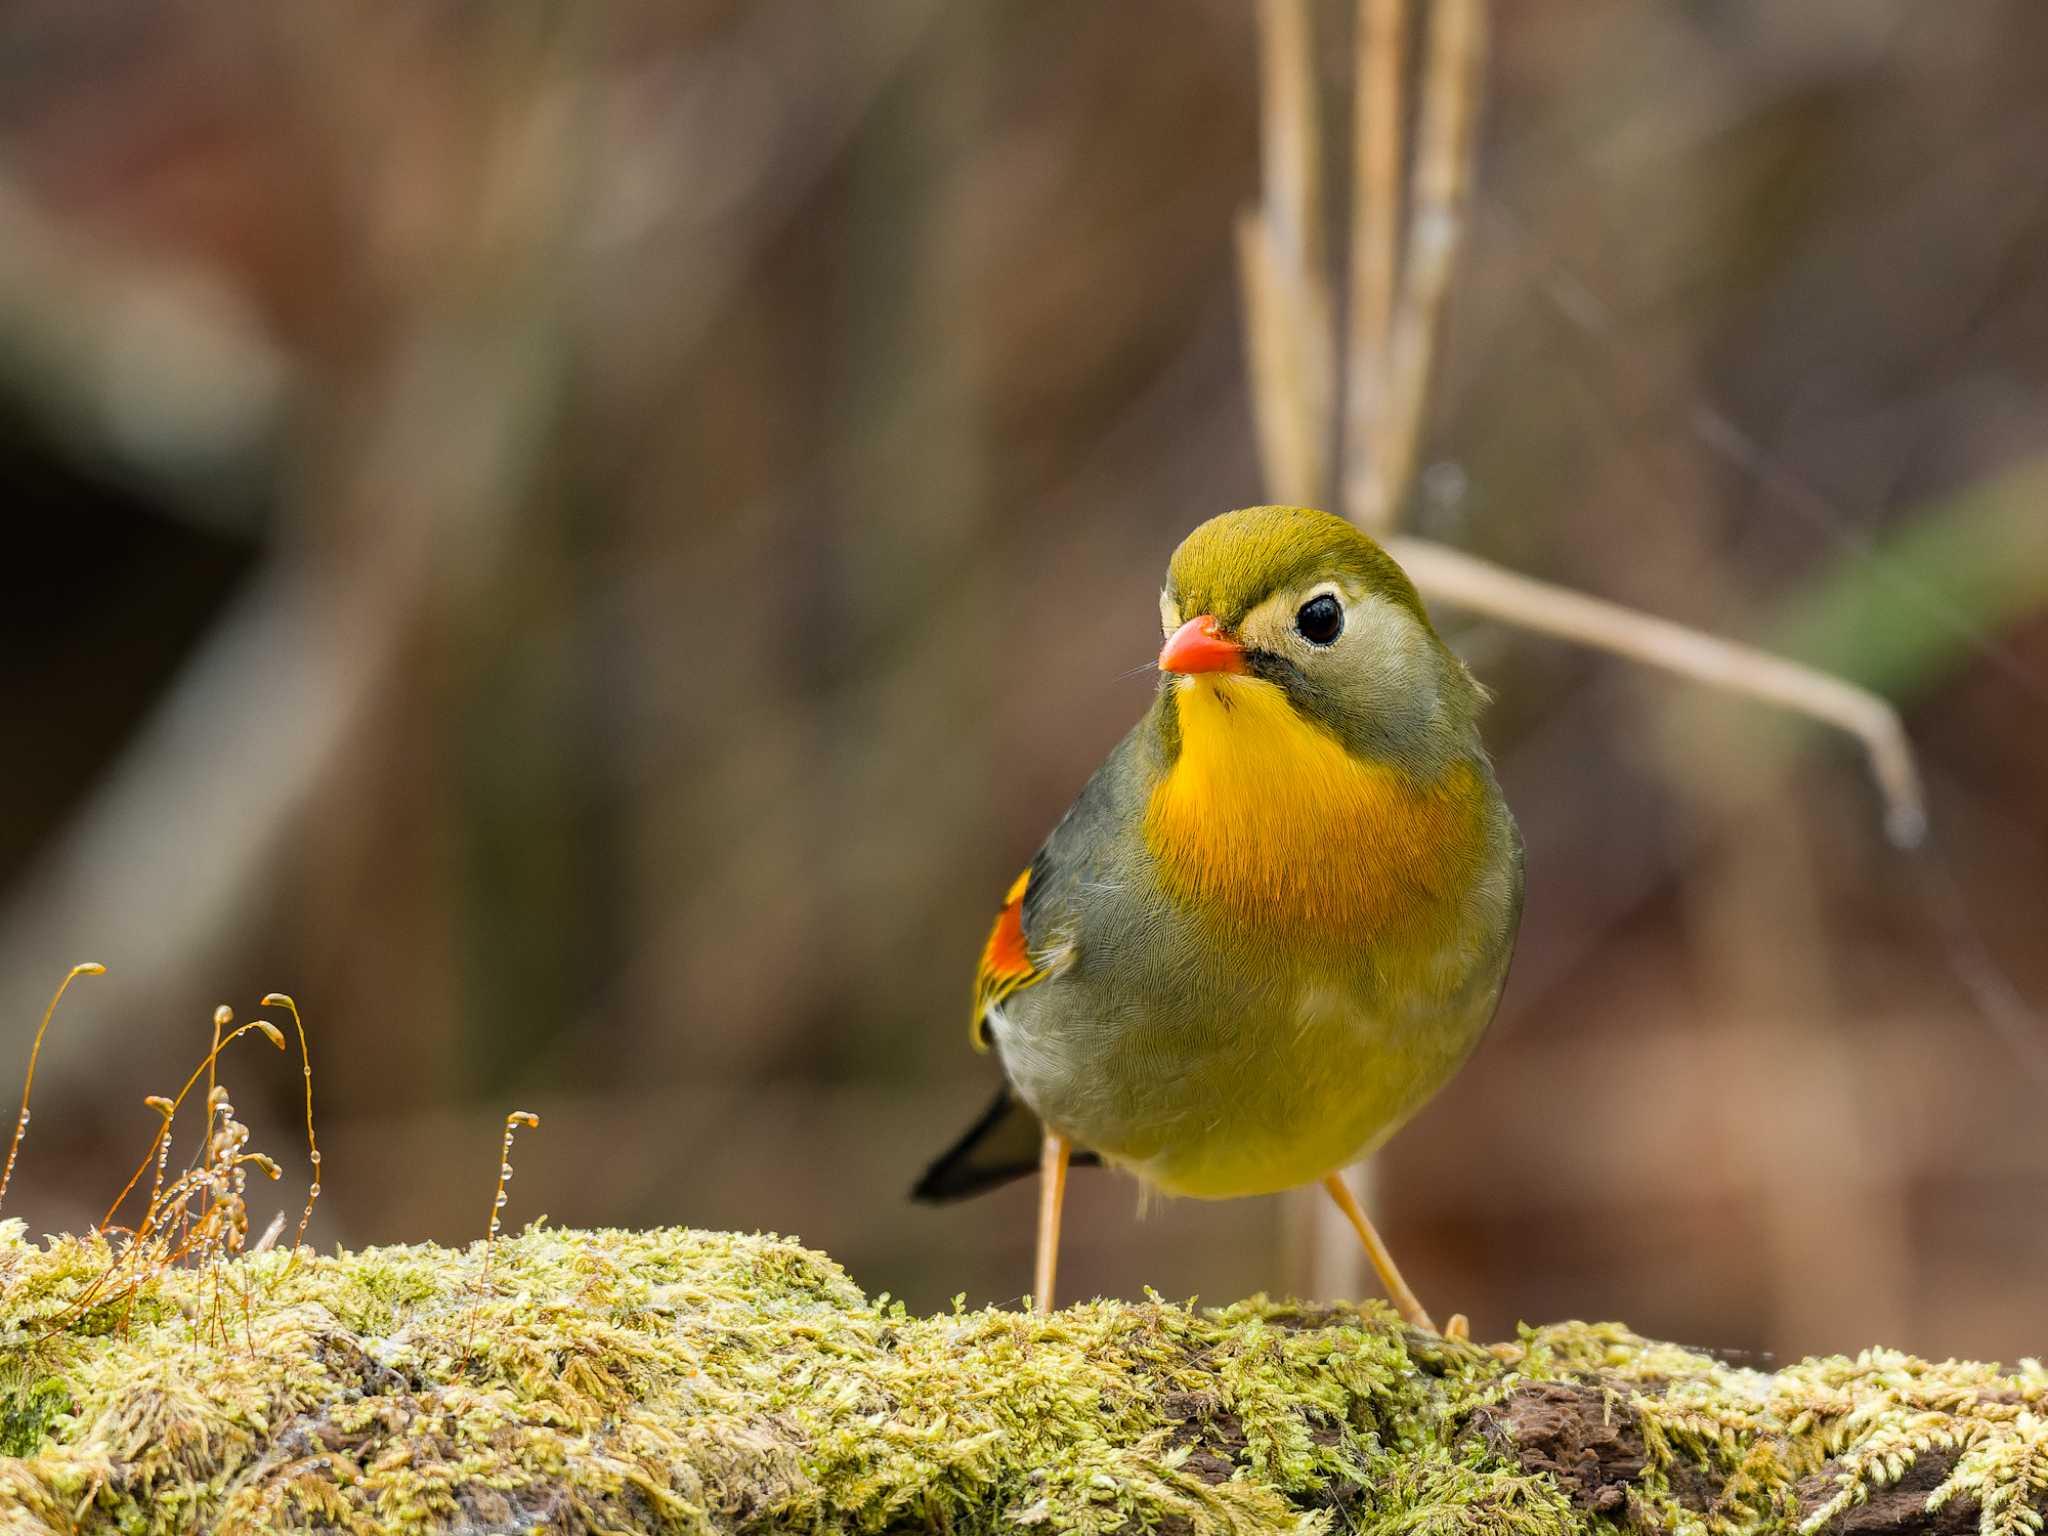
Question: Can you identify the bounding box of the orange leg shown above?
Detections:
[1322,1172,1439,1333]
[1034,1131,1071,1314]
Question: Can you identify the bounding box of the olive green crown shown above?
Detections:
[1165,505,1430,629]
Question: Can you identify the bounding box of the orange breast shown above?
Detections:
[1143,675,1486,947]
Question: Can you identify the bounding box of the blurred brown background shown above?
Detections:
[1,1,2044,1365]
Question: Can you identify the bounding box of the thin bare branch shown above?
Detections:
[1342,0,1407,531]
[1387,534,1928,847]
[1373,0,1487,531]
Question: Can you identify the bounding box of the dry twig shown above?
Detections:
[1242,0,1926,843]
[1387,536,1927,846]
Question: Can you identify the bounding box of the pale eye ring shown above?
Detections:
[1294,594,1344,645]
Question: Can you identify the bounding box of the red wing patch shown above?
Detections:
[970,867,1044,1049]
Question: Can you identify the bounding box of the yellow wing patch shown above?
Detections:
[970,867,1043,1050]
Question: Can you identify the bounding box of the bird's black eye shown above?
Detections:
[1294,594,1344,645]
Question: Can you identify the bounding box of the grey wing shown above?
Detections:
[1016,716,1158,967]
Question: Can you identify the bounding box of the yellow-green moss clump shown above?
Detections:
[0,1221,2040,1535]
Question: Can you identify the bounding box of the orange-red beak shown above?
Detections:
[1159,614,1246,675]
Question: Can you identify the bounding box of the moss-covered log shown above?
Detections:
[0,1222,2040,1535]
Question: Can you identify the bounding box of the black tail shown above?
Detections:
[911,1088,1098,1203]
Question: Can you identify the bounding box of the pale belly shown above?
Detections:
[997,961,1499,1200]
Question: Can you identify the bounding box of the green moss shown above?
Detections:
[0,1371,69,1459]
[0,1221,2037,1534]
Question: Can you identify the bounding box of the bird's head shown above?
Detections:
[1156,505,1483,772]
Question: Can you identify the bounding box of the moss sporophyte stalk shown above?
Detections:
[0,1223,2040,1534]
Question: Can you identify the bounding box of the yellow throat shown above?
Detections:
[1144,674,1485,947]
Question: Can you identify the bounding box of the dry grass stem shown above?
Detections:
[1368,0,1486,533]
[1240,0,1335,505]
[1342,0,1407,532]
[1388,534,1929,846]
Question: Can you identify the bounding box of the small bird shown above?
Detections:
[913,506,1522,1330]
